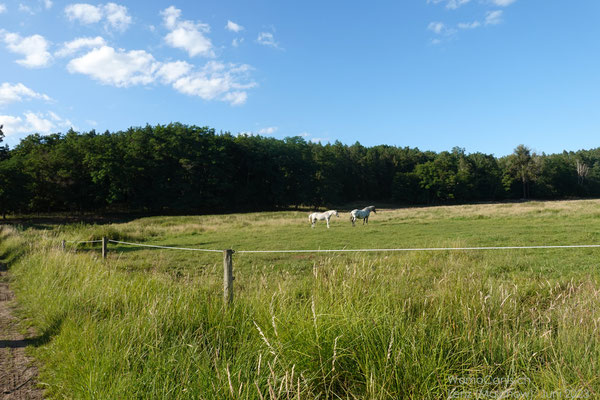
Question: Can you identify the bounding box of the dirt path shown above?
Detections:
[0,262,43,399]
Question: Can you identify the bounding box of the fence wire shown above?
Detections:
[64,238,600,254]
[108,239,223,252]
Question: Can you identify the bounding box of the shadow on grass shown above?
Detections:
[0,316,63,349]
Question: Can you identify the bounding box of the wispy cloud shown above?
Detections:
[257,32,280,48]
[18,3,34,14]
[0,82,52,106]
[55,36,106,57]
[64,2,132,32]
[171,61,255,106]
[258,126,277,135]
[485,10,503,25]
[0,4,6,13]
[458,21,481,29]
[0,111,72,136]
[65,3,102,24]
[427,0,513,44]
[491,0,516,6]
[226,20,243,33]
[427,22,456,37]
[427,0,471,9]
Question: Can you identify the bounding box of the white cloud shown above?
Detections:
[0,111,72,136]
[65,3,102,24]
[310,137,329,144]
[18,3,34,14]
[67,46,159,87]
[485,10,503,25]
[26,111,55,132]
[257,32,279,48]
[0,82,52,106]
[226,20,243,33]
[67,45,256,105]
[161,5,180,30]
[222,91,247,106]
[428,0,471,9]
[491,0,516,6]
[55,36,106,57]
[64,2,131,32]
[427,22,456,37]
[427,22,445,34]
[458,21,481,29]
[43,0,53,9]
[3,32,52,68]
[0,4,6,13]
[170,61,256,105]
[232,38,244,47]
[104,2,131,31]
[161,6,214,58]
[156,60,193,84]
[165,23,213,57]
[446,0,471,9]
[258,126,277,135]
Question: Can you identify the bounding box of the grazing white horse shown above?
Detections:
[308,210,339,228]
[350,206,377,226]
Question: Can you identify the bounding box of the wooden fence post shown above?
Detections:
[102,237,108,259]
[61,240,66,251]
[223,249,234,306]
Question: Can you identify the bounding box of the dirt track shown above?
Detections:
[0,262,43,399]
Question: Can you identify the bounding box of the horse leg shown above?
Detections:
[326,217,330,228]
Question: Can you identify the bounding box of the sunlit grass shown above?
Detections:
[3,199,600,398]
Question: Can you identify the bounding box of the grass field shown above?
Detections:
[2,200,600,399]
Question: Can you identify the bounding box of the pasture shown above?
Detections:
[2,199,600,399]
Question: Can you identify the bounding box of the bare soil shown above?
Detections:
[0,262,43,399]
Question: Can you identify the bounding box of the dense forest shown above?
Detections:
[1,123,599,217]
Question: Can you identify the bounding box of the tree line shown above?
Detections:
[1,123,599,217]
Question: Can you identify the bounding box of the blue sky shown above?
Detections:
[0,0,599,156]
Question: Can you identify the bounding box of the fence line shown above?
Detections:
[236,244,600,253]
[61,237,600,306]
[65,240,103,244]
[66,238,600,254]
[108,239,223,252]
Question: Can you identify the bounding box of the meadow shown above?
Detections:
[2,199,600,399]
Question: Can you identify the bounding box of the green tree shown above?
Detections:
[0,125,8,161]
[504,145,539,199]
[0,157,29,218]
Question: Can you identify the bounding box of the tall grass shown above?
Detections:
[3,200,600,398]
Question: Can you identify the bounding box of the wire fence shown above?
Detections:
[63,238,600,254]
[108,239,223,252]
[60,236,600,305]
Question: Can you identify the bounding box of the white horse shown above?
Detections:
[308,210,339,228]
[350,206,376,226]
